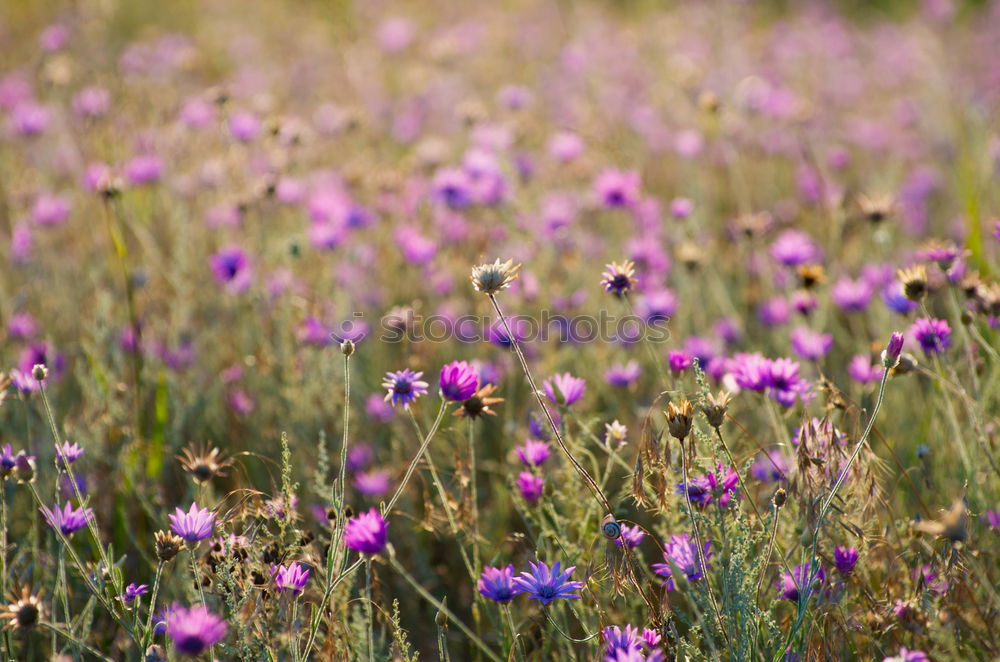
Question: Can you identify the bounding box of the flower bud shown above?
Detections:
[340,339,355,357]
[154,530,184,562]
[882,332,904,369]
[31,364,47,382]
[14,453,35,484]
[700,391,732,429]
[773,488,787,508]
[664,399,694,441]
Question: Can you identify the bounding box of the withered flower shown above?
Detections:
[454,384,504,419]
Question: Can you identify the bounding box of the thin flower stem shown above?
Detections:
[468,417,480,572]
[678,438,732,651]
[365,559,375,662]
[332,353,351,573]
[503,603,526,662]
[43,623,116,662]
[384,398,448,515]
[141,561,165,649]
[788,366,890,654]
[487,294,613,517]
[405,411,478,584]
[388,555,503,662]
[300,557,364,659]
[755,500,782,608]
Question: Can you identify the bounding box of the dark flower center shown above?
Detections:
[463,397,485,417]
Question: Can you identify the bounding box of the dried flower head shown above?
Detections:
[796,264,826,289]
[701,390,732,429]
[453,383,504,418]
[470,259,521,295]
[857,192,896,224]
[676,242,704,271]
[897,265,928,302]
[177,443,233,484]
[600,260,638,296]
[155,530,185,562]
[664,399,694,441]
[914,498,967,544]
[2,587,42,630]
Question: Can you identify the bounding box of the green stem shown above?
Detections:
[365,559,375,662]
[388,555,503,662]
[383,398,448,515]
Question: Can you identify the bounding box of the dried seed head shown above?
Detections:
[700,391,732,429]
[773,488,787,508]
[154,530,185,562]
[340,339,355,356]
[677,242,704,271]
[664,399,694,441]
[2,588,42,630]
[897,265,928,302]
[31,363,47,382]
[470,259,521,295]
[177,443,233,485]
[796,264,826,289]
[857,192,896,224]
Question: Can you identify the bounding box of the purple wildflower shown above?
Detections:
[652,534,711,591]
[882,648,929,662]
[982,510,1000,529]
[516,472,545,504]
[831,277,874,312]
[477,565,521,602]
[594,169,640,209]
[512,561,584,604]
[516,439,551,467]
[273,562,311,595]
[353,470,390,497]
[343,508,388,555]
[602,625,642,656]
[168,503,216,543]
[613,524,646,549]
[777,564,826,601]
[543,372,586,406]
[166,605,228,656]
[833,546,859,575]
[209,247,252,294]
[605,361,641,388]
[790,327,832,361]
[54,441,84,468]
[439,360,479,402]
[382,369,429,409]
[847,355,884,384]
[668,351,692,374]
[120,583,149,605]
[770,230,820,266]
[909,317,950,356]
[40,502,93,536]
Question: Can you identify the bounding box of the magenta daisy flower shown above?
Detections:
[343,508,388,555]
[166,605,228,656]
[439,360,479,402]
[543,372,586,407]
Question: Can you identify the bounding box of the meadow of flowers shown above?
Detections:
[1,0,1000,660]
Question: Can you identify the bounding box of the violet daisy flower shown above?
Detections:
[273,562,311,595]
[730,353,772,391]
[882,647,929,662]
[516,472,545,504]
[515,439,551,467]
[765,358,810,407]
[543,372,586,406]
[601,261,638,296]
[54,441,84,468]
[512,561,584,604]
[439,360,479,402]
[40,502,93,536]
[613,524,646,549]
[674,477,714,508]
[0,445,18,478]
[831,277,874,312]
[652,534,711,591]
[777,563,825,601]
[382,369,429,409]
[343,508,388,555]
[602,625,642,656]
[431,167,473,209]
[605,361,641,388]
[120,583,149,605]
[790,327,833,361]
[833,546,859,575]
[209,246,252,294]
[594,169,641,209]
[166,605,228,656]
[668,351,692,374]
[477,564,521,602]
[982,510,1000,529]
[168,502,216,543]
[353,470,391,497]
[847,355,884,384]
[770,229,820,267]
[909,317,951,356]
